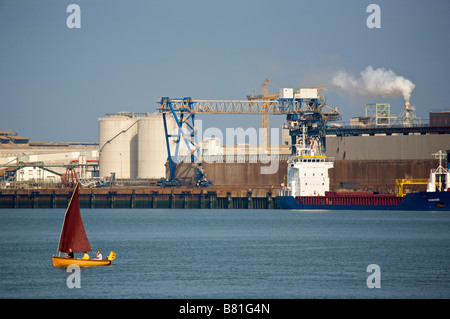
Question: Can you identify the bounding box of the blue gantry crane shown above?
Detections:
[157,84,341,187]
[158,97,212,187]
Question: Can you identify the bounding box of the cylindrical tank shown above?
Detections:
[137,113,177,179]
[99,112,140,179]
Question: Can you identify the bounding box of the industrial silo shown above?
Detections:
[98,112,140,179]
[137,113,177,179]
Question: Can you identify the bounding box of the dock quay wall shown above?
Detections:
[0,159,442,208]
[0,186,278,209]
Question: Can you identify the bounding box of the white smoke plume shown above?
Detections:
[332,66,415,101]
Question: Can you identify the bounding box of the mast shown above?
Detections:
[56,182,92,254]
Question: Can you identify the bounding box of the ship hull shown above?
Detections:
[52,256,111,267]
[276,191,450,211]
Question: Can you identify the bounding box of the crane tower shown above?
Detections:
[247,79,279,151]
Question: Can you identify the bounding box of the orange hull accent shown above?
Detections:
[52,256,111,267]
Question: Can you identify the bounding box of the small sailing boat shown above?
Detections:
[52,182,116,267]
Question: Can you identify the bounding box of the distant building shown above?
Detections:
[11,165,61,184]
[0,131,99,184]
[430,110,450,126]
[0,131,29,144]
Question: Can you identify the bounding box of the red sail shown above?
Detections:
[57,183,92,253]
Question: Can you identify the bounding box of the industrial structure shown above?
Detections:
[0,131,99,188]
[157,84,340,155]
[156,81,341,187]
[98,112,179,181]
[246,78,280,149]
[1,80,450,209]
[158,97,211,187]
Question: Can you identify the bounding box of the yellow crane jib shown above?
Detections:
[395,178,429,197]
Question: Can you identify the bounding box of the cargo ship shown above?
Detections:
[275,142,450,211]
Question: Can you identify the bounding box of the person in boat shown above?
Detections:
[65,248,74,258]
[95,250,103,260]
[82,251,90,260]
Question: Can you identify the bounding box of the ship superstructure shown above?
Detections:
[281,126,333,197]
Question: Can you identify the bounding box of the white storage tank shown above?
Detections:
[137,113,178,179]
[99,112,140,179]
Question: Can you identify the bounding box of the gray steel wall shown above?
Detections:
[204,161,288,187]
[168,161,288,187]
[326,134,450,160]
[329,159,439,194]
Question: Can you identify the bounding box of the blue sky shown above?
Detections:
[1,0,449,142]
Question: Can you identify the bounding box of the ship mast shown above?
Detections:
[432,150,448,192]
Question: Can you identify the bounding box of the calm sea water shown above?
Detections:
[0,208,449,299]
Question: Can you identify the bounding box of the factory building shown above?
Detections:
[98,112,291,182]
[325,134,450,193]
[96,106,449,191]
[326,134,450,161]
[12,165,61,183]
[0,131,99,187]
[0,131,29,144]
[1,97,449,194]
[1,101,449,208]
[430,110,450,126]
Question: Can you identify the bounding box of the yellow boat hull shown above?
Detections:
[52,256,111,267]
